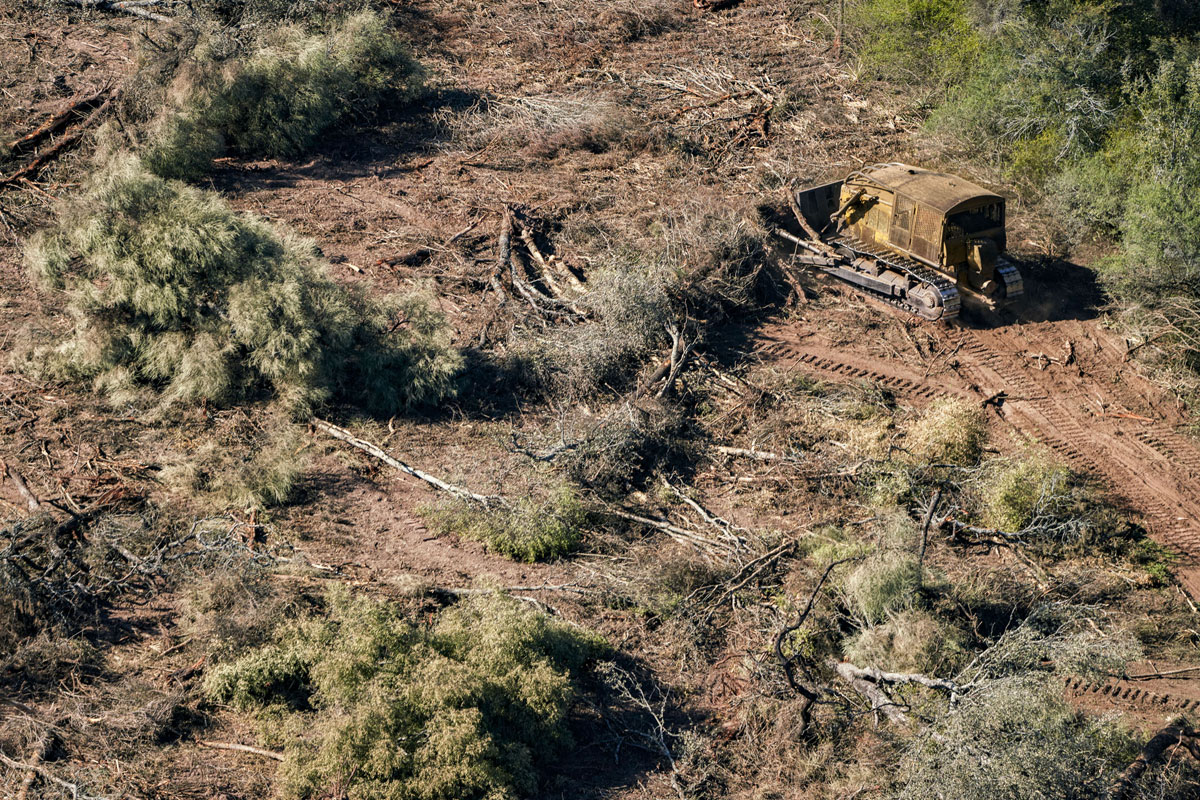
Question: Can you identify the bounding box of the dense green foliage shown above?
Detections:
[843,0,1200,396]
[205,589,604,800]
[145,11,422,180]
[24,157,460,416]
[898,676,1133,799]
[426,488,589,562]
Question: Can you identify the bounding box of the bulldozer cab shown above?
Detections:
[837,163,1006,272]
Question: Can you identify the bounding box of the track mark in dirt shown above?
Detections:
[755,332,959,401]
[748,304,1200,600]
[1066,676,1200,727]
[951,325,1200,598]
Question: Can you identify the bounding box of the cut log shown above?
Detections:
[1111,719,1199,800]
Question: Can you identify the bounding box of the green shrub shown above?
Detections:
[928,12,1122,181]
[842,608,970,675]
[144,11,422,180]
[426,487,589,562]
[1130,538,1177,587]
[898,676,1134,800]
[842,554,920,625]
[844,0,981,87]
[23,157,460,416]
[205,588,605,800]
[905,397,986,466]
[980,454,1083,535]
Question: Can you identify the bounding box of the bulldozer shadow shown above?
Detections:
[953,254,1105,328]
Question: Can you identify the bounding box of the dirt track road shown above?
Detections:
[752,265,1200,600]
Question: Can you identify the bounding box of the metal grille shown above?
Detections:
[911,206,942,264]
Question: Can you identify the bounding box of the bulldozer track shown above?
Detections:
[751,318,1200,598]
[1066,676,1200,716]
[1135,429,1200,480]
[755,336,952,400]
[956,331,1104,474]
[828,235,962,322]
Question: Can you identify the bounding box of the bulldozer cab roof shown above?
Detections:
[847,163,1003,216]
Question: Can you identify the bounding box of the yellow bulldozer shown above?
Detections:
[785,163,1023,321]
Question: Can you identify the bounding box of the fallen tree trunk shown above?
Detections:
[836,662,962,702]
[835,661,912,727]
[1111,718,1200,800]
[312,419,506,507]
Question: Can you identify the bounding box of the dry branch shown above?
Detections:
[941,516,1023,541]
[197,740,285,762]
[775,555,864,731]
[605,507,735,557]
[60,0,172,21]
[312,419,506,507]
[7,88,110,153]
[0,95,115,187]
[700,539,794,623]
[0,746,109,800]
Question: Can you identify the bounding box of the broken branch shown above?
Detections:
[0,746,109,800]
[60,0,172,21]
[1,95,116,187]
[7,87,111,153]
[197,740,285,762]
[312,419,506,508]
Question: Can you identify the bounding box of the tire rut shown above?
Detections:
[756,334,955,401]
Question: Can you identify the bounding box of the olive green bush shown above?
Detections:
[425,487,590,562]
[897,675,1134,800]
[23,157,460,416]
[843,0,982,88]
[205,589,605,800]
[842,608,970,675]
[905,396,986,466]
[144,10,422,180]
[842,554,921,625]
[160,416,310,510]
[979,454,1096,541]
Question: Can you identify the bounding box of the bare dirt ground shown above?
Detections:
[3,0,1200,796]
